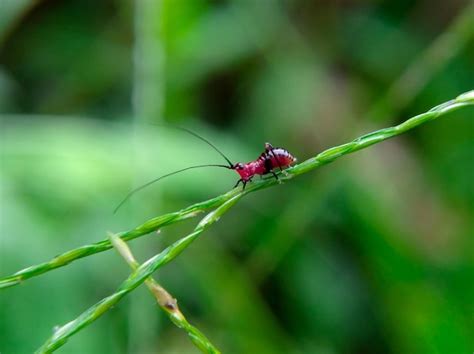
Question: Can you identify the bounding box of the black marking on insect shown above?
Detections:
[114,126,297,213]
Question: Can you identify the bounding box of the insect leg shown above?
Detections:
[234,179,243,188]
[272,170,283,184]
[265,142,283,172]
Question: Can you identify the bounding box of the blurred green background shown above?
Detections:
[0,1,473,353]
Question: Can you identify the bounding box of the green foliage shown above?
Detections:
[3,91,473,352]
[1,1,473,353]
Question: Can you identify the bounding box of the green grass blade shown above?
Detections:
[36,195,242,353]
[0,192,234,289]
[2,90,473,291]
[109,233,221,354]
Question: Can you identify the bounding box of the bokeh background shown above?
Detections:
[1,1,473,353]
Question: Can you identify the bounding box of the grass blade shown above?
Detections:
[36,195,242,353]
[2,90,472,291]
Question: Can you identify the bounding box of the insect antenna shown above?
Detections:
[151,124,234,167]
[113,164,231,214]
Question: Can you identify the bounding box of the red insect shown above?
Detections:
[233,142,297,188]
[114,127,296,213]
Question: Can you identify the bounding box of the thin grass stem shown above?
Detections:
[1,90,472,291]
[109,233,221,354]
[35,194,241,353]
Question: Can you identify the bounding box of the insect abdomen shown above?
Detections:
[268,148,296,170]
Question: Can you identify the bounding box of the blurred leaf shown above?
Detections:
[0,0,35,43]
